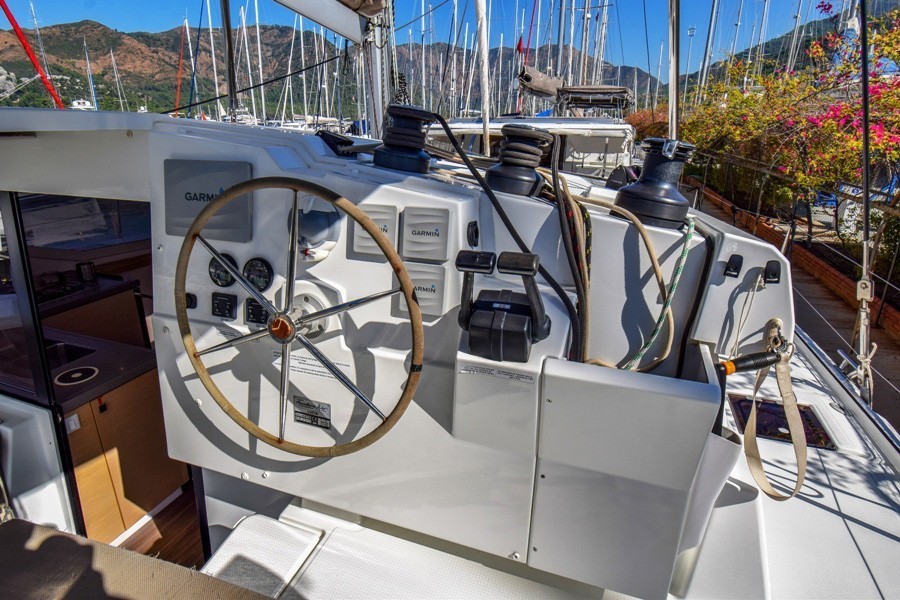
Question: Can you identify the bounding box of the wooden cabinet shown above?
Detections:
[65,369,189,542]
[66,402,126,543]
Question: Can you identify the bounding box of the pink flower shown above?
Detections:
[777,166,787,173]
[785,119,795,127]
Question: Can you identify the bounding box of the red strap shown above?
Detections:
[0,0,65,109]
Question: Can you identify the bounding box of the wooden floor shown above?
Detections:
[119,484,206,570]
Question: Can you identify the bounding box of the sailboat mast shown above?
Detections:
[299,17,308,119]
[725,0,744,86]
[475,0,491,149]
[240,7,258,122]
[207,0,225,119]
[591,3,608,85]
[83,38,98,110]
[253,0,266,121]
[421,0,426,107]
[555,0,564,76]
[187,4,204,118]
[755,0,770,77]
[652,39,662,111]
[668,0,680,139]
[697,0,720,104]
[281,15,297,122]
[785,0,803,73]
[497,32,504,115]
[578,0,589,84]
[28,1,50,79]
[219,0,238,120]
[110,50,126,111]
[856,0,875,402]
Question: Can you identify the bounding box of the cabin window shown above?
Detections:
[18,194,153,349]
[0,203,36,393]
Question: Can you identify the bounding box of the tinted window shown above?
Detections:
[0,208,35,393]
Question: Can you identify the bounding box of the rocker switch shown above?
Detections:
[724,254,743,278]
[764,260,781,284]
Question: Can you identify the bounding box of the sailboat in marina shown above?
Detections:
[69,39,97,110]
[0,0,897,598]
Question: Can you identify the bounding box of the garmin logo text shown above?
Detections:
[414,283,438,294]
[184,187,226,202]
[411,227,440,238]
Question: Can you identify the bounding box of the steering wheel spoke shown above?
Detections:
[197,328,270,357]
[284,190,300,313]
[294,287,401,326]
[295,334,386,421]
[279,343,292,440]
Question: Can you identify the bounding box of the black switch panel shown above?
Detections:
[211,293,237,320]
[764,260,781,284]
[245,298,270,325]
[185,293,198,309]
[724,254,743,278]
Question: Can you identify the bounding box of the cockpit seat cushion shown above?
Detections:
[0,518,266,600]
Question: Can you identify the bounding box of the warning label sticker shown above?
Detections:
[457,364,536,385]
[294,396,332,429]
[272,350,352,380]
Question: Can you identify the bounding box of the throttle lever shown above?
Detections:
[497,252,550,342]
[456,251,496,331]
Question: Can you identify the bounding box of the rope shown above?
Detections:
[730,273,764,359]
[540,170,676,371]
[623,217,695,371]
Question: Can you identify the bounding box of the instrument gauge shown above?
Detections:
[208,254,238,287]
[242,258,274,292]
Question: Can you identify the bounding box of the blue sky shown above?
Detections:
[2,0,852,81]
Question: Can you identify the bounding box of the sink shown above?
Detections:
[44,339,96,370]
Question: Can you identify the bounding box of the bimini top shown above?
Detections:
[557,85,635,112]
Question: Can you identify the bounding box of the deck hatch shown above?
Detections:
[728,394,836,450]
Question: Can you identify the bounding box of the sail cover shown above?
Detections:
[518,65,565,100]
[275,0,384,42]
[336,0,385,18]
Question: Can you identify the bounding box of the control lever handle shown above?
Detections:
[716,351,780,377]
[456,251,496,331]
[497,251,550,342]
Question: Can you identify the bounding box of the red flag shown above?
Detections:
[516,36,524,54]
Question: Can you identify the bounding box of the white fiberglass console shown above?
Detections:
[0,110,795,598]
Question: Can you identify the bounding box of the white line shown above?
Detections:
[108,487,184,547]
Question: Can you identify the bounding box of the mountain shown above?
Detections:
[0,20,656,116]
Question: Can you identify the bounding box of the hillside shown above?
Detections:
[0,20,656,116]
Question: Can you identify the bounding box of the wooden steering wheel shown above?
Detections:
[174,176,424,457]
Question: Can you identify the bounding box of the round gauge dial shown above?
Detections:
[242,257,274,292]
[208,254,238,287]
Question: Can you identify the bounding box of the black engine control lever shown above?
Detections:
[456,250,497,330]
[455,250,552,363]
[715,351,781,377]
[497,252,551,342]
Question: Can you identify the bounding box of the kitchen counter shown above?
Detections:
[45,327,156,412]
[38,274,139,318]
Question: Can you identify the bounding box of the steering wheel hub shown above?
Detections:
[267,315,296,343]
